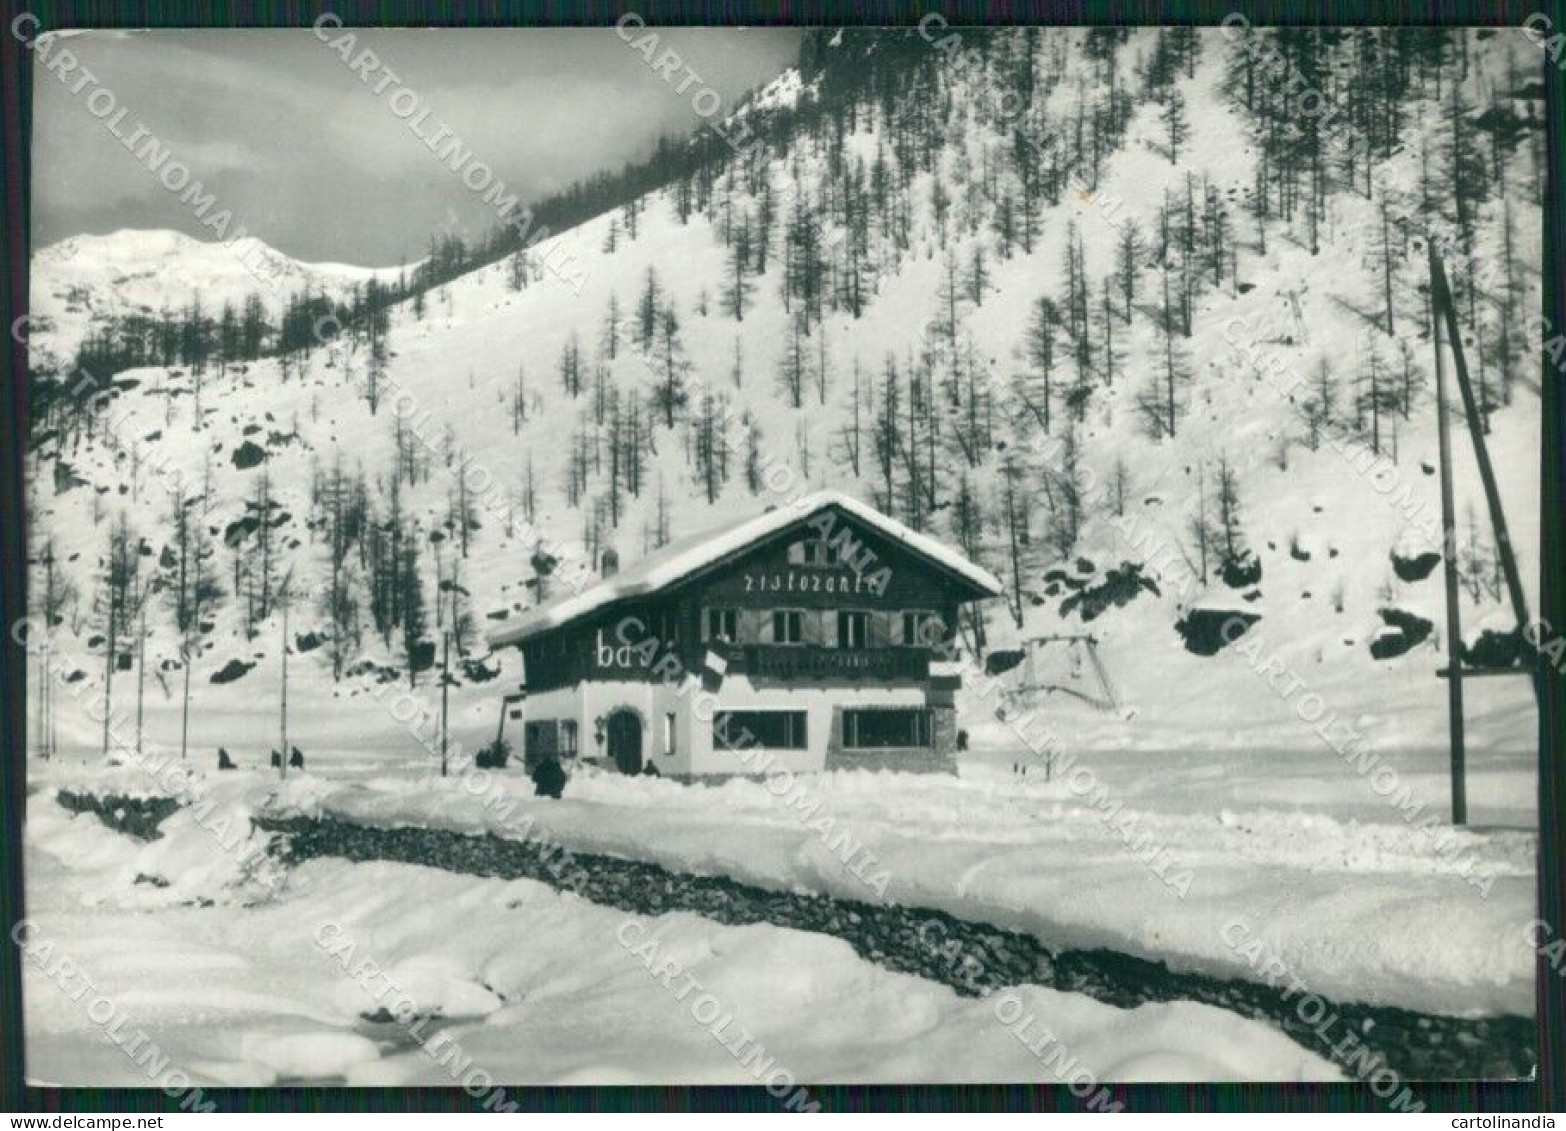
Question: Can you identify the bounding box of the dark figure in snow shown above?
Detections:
[642,763,661,778]
[269,750,281,768]
[290,746,305,769]
[957,729,969,752]
[217,748,236,770]
[531,755,566,799]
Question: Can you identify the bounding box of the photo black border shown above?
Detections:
[0,0,1560,1114]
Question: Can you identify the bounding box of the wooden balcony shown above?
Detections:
[726,644,930,682]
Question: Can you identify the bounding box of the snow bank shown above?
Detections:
[30,774,282,909]
[24,807,1340,1085]
[260,756,1535,1018]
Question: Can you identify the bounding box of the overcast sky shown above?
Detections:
[31,27,802,267]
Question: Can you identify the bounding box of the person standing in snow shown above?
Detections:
[531,755,566,799]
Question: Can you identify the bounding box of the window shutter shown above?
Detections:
[802,609,825,646]
[869,611,891,648]
[758,609,774,644]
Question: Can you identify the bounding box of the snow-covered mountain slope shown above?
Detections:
[28,228,407,372]
[25,27,1543,782]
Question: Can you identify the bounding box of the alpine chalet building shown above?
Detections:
[487,491,1003,777]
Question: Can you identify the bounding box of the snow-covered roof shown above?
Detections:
[487,490,1003,648]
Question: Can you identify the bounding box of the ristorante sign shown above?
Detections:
[741,570,889,598]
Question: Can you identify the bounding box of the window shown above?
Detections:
[656,610,680,646]
[715,710,808,751]
[664,713,676,757]
[836,610,869,649]
[842,708,932,749]
[524,719,578,760]
[772,609,804,645]
[524,721,555,759]
[704,607,738,643]
[901,611,942,647]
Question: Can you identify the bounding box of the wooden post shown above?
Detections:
[42,647,49,757]
[41,548,54,757]
[180,642,191,761]
[34,641,44,760]
[1431,259,1467,826]
[280,597,289,779]
[279,568,293,781]
[34,632,45,760]
[440,631,450,779]
[102,579,116,759]
[134,594,148,756]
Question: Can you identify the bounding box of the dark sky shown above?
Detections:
[30,27,802,267]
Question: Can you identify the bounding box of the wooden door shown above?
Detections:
[607,710,643,775]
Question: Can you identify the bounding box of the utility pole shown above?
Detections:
[34,638,46,760]
[1431,269,1466,826]
[278,567,294,780]
[42,543,55,757]
[134,581,149,757]
[102,574,117,760]
[440,630,451,778]
[180,639,192,761]
[1427,247,1541,826]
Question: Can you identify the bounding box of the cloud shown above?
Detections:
[30,27,803,265]
[34,28,144,45]
[178,139,268,174]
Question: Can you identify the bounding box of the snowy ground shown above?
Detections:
[24,722,1537,1092]
[250,744,1535,1020]
[23,779,1341,1087]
